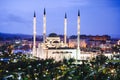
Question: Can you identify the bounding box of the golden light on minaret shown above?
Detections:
[64,13,67,44]
[33,11,37,57]
[43,8,46,43]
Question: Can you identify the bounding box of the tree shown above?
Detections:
[68,58,75,64]
[95,54,108,65]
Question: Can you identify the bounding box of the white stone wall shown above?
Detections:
[37,43,113,61]
[47,49,76,61]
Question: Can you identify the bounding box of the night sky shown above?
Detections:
[0,0,120,37]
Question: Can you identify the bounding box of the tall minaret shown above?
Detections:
[76,10,80,60]
[33,11,37,57]
[43,8,46,43]
[64,13,67,45]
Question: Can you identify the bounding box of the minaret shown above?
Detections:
[43,8,46,43]
[76,10,80,60]
[33,11,37,57]
[64,13,67,45]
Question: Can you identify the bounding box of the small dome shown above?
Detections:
[49,33,58,37]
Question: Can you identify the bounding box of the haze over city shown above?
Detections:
[0,0,120,37]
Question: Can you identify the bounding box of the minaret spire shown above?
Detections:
[65,13,67,18]
[33,11,37,57]
[76,10,80,61]
[44,8,46,15]
[78,10,80,16]
[43,8,46,43]
[64,13,67,45]
[34,11,36,17]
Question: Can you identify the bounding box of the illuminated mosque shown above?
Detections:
[32,9,112,61]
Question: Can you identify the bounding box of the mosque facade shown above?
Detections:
[32,9,113,61]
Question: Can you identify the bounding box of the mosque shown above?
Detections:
[32,9,112,61]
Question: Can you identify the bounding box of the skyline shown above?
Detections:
[0,0,120,37]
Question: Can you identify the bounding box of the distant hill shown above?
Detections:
[0,32,32,38]
[0,32,119,41]
[0,33,43,41]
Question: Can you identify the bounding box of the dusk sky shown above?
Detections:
[0,0,120,37]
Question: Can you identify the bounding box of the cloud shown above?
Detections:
[0,11,29,23]
[0,11,32,34]
[7,14,25,23]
